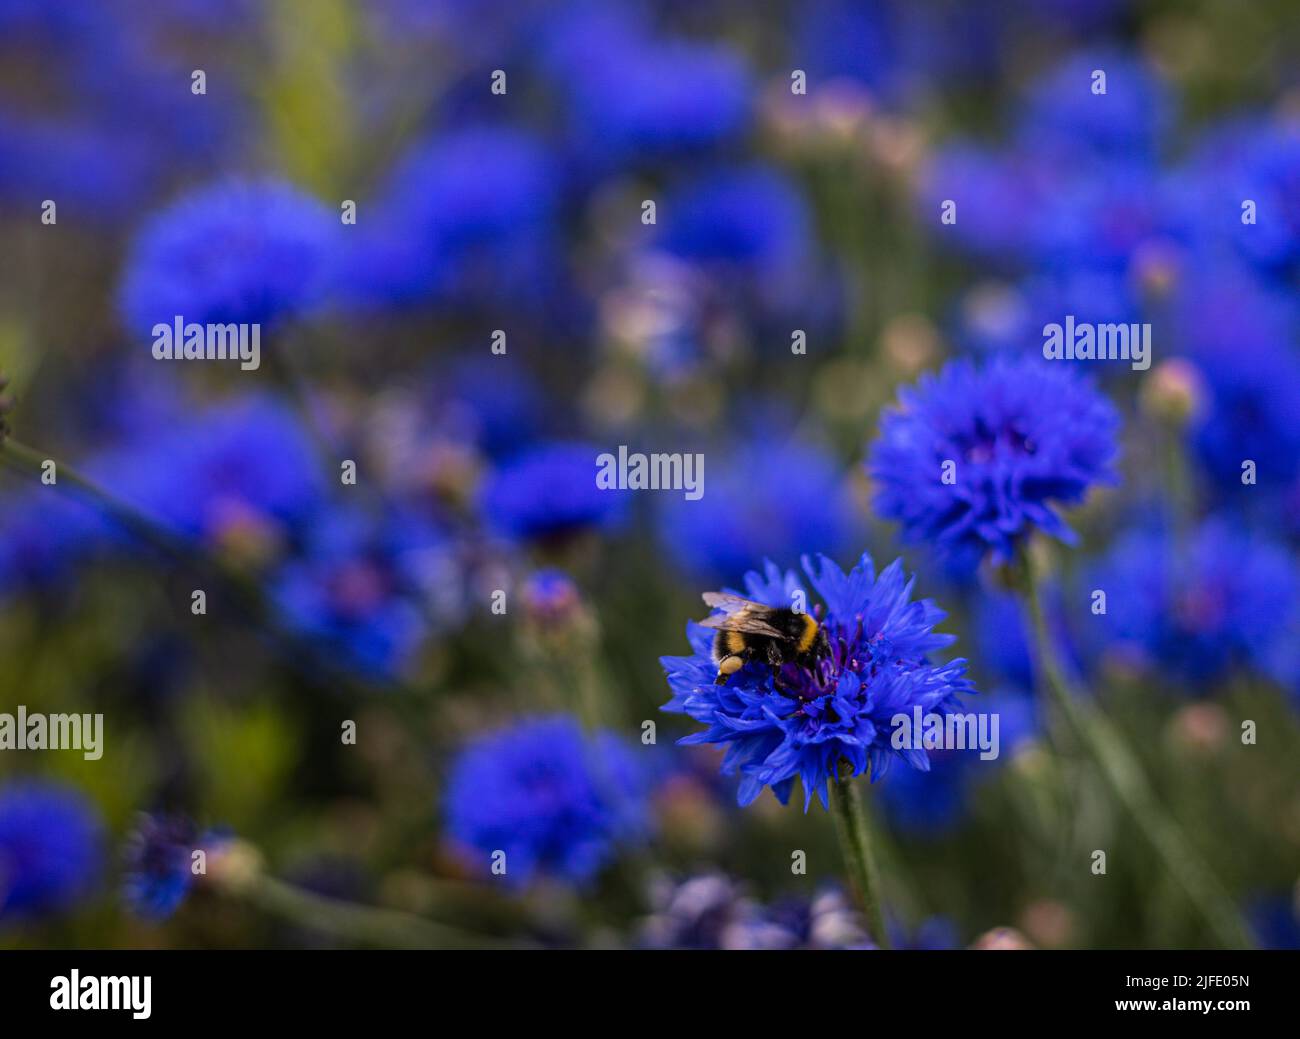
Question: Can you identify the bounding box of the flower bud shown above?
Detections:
[1141,358,1205,428]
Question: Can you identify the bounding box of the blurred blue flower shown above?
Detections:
[0,2,243,220]
[274,508,459,680]
[761,888,875,949]
[1028,160,1168,270]
[345,125,558,308]
[877,689,1039,836]
[662,553,974,810]
[792,0,899,98]
[1086,518,1300,694]
[1249,894,1300,949]
[122,813,225,921]
[1163,263,1300,504]
[1170,260,1296,361]
[0,394,321,593]
[520,568,582,626]
[1176,117,1300,278]
[479,441,628,542]
[870,358,1120,569]
[658,431,860,585]
[0,489,113,596]
[1015,47,1173,161]
[917,143,1050,263]
[875,750,969,836]
[972,587,1082,691]
[119,179,335,334]
[122,0,259,33]
[442,356,544,462]
[920,151,1169,278]
[111,394,325,551]
[660,166,812,283]
[0,781,102,922]
[443,715,652,888]
[952,270,1141,360]
[543,8,752,165]
[1187,335,1300,498]
[640,872,781,950]
[888,914,961,950]
[640,873,872,949]
[0,113,158,221]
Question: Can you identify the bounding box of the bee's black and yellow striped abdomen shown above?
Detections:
[795,613,819,654]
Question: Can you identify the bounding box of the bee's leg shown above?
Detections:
[715,654,745,685]
[765,640,786,667]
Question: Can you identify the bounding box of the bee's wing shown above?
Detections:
[699,593,786,638]
[702,592,766,613]
[699,614,787,637]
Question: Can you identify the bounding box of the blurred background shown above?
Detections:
[1,0,1298,949]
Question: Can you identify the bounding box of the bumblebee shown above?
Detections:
[699,592,831,685]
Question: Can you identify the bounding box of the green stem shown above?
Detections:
[247,875,517,949]
[830,769,889,948]
[1018,545,1251,948]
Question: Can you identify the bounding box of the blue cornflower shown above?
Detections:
[965,269,1141,358]
[542,10,752,165]
[951,269,1142,365]
[1162,263,1300,503]
[0,113,157,222]
[119,178,335,334]
[658,430,860,585]
[791,0,899,98]
[122,813,226,921]
[869,357,1120,569]
[0,4,240,221]
[274,508,459,680]
[1188,335,1300,497]
[479,441,628,542]
[1027,159,1169,270]
[0,488,113,596]
[1,394,321,593]
[659,166,812,282]
[0,781,103,922]
[1176,117,1300,278]
[1170,261,1296,363]
[443,716,652,888]
[917,143,1052,263]
[110,394,325,554]
[442,357,544,462]
[1227,122,1300,275]
[345,125,557,308]
[1014,47,1173,162]
[661,553,974,810]
[1086,518,1300,694]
